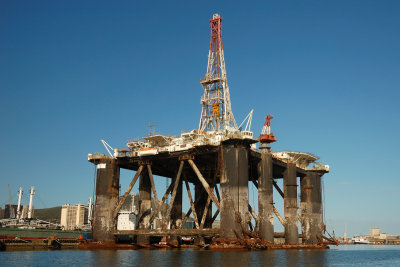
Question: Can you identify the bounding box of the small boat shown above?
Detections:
[352,237,371,244]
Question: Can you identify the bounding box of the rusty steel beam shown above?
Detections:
[210,209,220,225]
[113,165,143,219]
[181,193,203,227]
[251,175,258,189]
[170,175,183,232]
[187,159,220,210]
[273,205,286,226]
[147,164,162,222]
[273,180,284,198]
[183,174,200,229]
[149,180,174,226]
[271,176,303,225]
[215,184,221,202]
[165,160,184,227]
[200,197,212,229]
[181,207,193,228]
[248,204,258,222]
[199,174,219,229]
[198,163,220,229]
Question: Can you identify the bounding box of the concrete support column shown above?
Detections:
[284,163,298,244]
[311,172,323,240]
[300,172,313,244]
[171,178,182,229]
[258,151,274,242]
[138,168,151,229]
[137,168,151,244]
[220,143,249,238]
[195,182,212,228]
[92,159,120,242]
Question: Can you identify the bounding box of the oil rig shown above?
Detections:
[88,14,333,249]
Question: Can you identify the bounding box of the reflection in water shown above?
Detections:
[252,250,276,266]
[285,249,301,266]
[213,251,251,267]
[1,246,400,267]
[302,249,328,266]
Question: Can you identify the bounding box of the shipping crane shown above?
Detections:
[259,114,277,146]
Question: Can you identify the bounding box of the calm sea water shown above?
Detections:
[1,245,400,266]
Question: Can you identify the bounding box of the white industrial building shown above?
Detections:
[60,203,88,230]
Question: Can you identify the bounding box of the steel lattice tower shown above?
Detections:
[199,14,237,132]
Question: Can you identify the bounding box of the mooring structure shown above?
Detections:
[88,14,332,249]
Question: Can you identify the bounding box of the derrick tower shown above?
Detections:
[199,14,237,132]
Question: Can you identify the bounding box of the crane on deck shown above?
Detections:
[259,114,277,148]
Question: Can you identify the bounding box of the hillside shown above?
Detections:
[34,206,62,224]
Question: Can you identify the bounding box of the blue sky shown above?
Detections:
[1,1,399,237]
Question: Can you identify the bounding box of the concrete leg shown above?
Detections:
[300,173,313,244]
[284,163,298,244]
[220,143,249,238]
[170,178,182,245]
[138,167,151,243]
[258,151,274,242]
[92,159,120,242]
[311,172,323,241]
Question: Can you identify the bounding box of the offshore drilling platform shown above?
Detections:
[88,14,333,249]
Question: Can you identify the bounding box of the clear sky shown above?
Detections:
[1,1,399,237]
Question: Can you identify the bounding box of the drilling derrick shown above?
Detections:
[199,14,237,132]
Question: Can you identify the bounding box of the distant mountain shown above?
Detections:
[34,206,62,224]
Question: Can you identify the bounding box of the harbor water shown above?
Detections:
[1,245,400,266]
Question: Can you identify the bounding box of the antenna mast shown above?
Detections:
[199,14,237,132]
